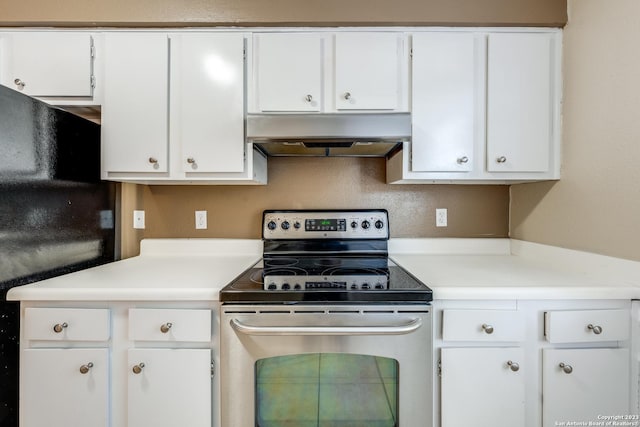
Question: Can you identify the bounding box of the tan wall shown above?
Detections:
[0,0,566,27]
[131,158,508,254]
[510,0,640,262]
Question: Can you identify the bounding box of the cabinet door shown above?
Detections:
[4,32,94,97]
[128,348,211,427]
[173,33,245,173]
[334,33,402,111]
[487,33,554,172]
[22,348,109,427]
[411,32,479,172]
[543,348,629,427]
[254,33,323,112]
[441,347,525,427]
[102,33,169,173]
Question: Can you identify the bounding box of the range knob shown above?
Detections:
[267,221,277,231]
[281,283,291,290]
[375,220,384,229]
[361,220,370,229]
[281,221,290,230]
[293,221,301,229]
[267,283,277,290]
[351,221,358,229]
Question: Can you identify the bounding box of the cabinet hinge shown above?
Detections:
[410,48,413,59]
[211,359,216,378]
[437,359,442,378]
[90,38,96,59]
[90,75,96,89]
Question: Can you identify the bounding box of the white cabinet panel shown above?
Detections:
[254,33,323,112]
[487,33,553,173]
[545,309,630,343]
[442,309,524,342]
[542,348,629,426]
[24,308,110,341]
[102,33,169,173]
[4,32,93,97]
[441,347,525,427]
[411,32,479,172]
[22,348,109,427]
[128,348,212,427]
[174,34,245,173]
[129,308,211,342]
[334,33,401,110]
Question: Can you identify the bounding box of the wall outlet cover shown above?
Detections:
[133,210,145,229]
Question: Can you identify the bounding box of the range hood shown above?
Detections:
[246,113,410,157]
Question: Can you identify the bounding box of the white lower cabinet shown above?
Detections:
[441,347,525,427]
[542,348,629,426]
[22,348,109,427]
[18,303,219,427]
[128,348,212,427]
[435,300,632,427]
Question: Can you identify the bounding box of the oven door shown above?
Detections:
[221,304,432,427]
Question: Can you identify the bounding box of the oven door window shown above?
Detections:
[255,353,399,427]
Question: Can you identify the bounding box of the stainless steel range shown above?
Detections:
[220,209,433,427]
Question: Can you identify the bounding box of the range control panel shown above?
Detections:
[263,210,389,240]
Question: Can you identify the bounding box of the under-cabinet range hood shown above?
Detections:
[246,113,410,157]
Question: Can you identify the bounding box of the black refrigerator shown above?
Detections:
[0,85,116,426]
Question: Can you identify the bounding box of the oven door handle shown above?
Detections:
[229,318,423,336]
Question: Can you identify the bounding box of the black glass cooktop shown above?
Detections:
[220,257,432,304]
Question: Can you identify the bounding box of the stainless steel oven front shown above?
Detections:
[220,304,432,427]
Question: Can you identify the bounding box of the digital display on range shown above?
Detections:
[305,218,346,232]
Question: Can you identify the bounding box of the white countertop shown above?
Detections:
[6,239,262,301]
[6,237,640,302]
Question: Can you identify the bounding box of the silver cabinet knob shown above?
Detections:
[457,156,469,164]
[587,324,603,334]
[496,156,507,163]
[132,363,145,374]
[148,157,158,164]
[14,78,25,89]
[160,322,173,333]
[53,322,68,333]
[187,158,195,164]
[344,92,352,100]
[305,94,313,102]
[481,323,494,334]
[79,362,94,374]
[507,360,520,372]
[559,362,573,374]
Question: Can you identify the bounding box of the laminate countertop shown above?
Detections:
[7,238,640,302]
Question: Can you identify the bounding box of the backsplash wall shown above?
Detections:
[129,157,509,253]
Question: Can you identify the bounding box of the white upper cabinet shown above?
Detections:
[101,32,266,184]
[387,29,561,184]
[410,32,480,173]
[487,33,554,173]
[1,32,96,101]
[334,32,402,110]
[102,33,169,174]
[172,33,245,173]
[252,33,324,112]
[249,31,409,113]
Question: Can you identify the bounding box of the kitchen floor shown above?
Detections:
[256,353,398,427]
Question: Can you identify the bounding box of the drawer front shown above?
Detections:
[129,309,211,342]
[24,308,110,341]
[442,309,524,342]
[544,309,629,343]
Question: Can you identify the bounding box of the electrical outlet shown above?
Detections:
[195,210,207,230]
[436,208,448,227]
[133,210,145,229]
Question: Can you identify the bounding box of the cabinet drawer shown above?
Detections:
[442,310,523,342]
[544,309,629,343]
[24,308,110,341]
[129,309,211,342]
